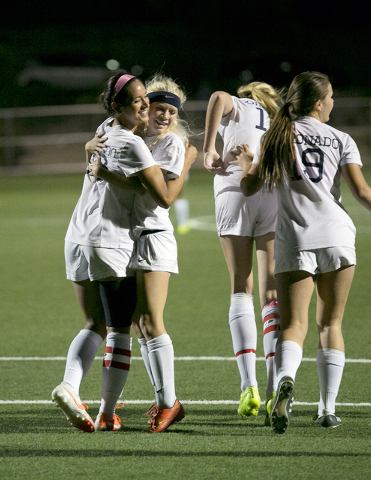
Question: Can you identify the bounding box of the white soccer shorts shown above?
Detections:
[214,187,277,237]
[65,241,135,282]
[274,246,356,276]
[129,230,179,274]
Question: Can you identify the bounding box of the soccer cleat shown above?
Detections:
[318,409,341,428]
[270,376,295,434]
[237,386,261,417]
[177,223,191,235]
[264,392,276,426]
[312,412,321,422]
[95,404,125,431]
[51,383,95,433]
[145,399,185,433]
[144,402,157,417]
[95,413,124,431]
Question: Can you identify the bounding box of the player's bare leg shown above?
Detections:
[256,232,280,424]
[315,265,355,427]
[220,235,260,417]
[52,280,106,432]
[271,271,314,433]
[137,270,184,432]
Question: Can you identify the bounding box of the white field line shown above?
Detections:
[1,357,369,406]
[0,400,370,407]
[0,356,370,363]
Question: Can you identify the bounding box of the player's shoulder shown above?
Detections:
[312,117,354,143]
[231,96,268,122]
[157,132,185,149]
[96,117,114,134]
[295,116,357,152]
[233,96,263,110]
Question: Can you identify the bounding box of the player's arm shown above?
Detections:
[341,163,371,211]
[89,155,145,193]
[228,143,264,196]
[240,163,264,197]
[203,91,234,174]
[137,145,197,209]
[85,133,107,167]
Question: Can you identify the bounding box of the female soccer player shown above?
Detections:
[52,72,196,433]
[89,74,192,433]
[203,82,283,424]
[233,71,371,434]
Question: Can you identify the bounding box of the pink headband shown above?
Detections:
[112,74,135,102]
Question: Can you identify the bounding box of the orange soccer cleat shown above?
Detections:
[145,399,185,433]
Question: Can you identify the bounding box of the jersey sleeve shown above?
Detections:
[218,96,238,129]
[96,117,113,135]
[339,135,363,167]
[118,137,156,176]
[152,133,185,180]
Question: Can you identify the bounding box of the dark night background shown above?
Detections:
[1,0,370,109]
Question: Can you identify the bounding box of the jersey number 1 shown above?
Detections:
[255,107,267,131]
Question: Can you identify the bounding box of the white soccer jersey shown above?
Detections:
[213,95,277,237]
[214,96,270,193]
[254,116,362,253]
[131,132,185,237]
[65,118,156,249]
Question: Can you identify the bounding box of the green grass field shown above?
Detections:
[0,168,370,479]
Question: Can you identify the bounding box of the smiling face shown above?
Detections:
[114,79,149,131]
[146,101,178,137]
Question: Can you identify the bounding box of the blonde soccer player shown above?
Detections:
[203,82,283,424]
[52,72,196,433]
[232,71,371,434]
[89,74,193,432]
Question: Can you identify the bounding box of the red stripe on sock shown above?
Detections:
[236,349,255,357]
[264,325,280,335]
[104,347,132,357]
[263,313,279,322]
[103,360,131,371]
[266,352,275,360]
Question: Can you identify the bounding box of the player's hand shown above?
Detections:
[88,154,102,183]
[204,150,227,175]
[228,143,254,169]
[184,144,198,168]
[85,133,107,155]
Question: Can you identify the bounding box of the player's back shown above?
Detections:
[218,96,270,170]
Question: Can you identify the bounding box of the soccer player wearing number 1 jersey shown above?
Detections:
[203,83,284,424]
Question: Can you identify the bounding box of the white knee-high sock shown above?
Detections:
[147,334,176,409]
[99,332,132,418]
[138,337,155,387]
[174,198,190,226]
[316,348,345,416]
[276,340,302,383]
[229,293,257,391]
[261,301,281,397]
[63,329,103,395]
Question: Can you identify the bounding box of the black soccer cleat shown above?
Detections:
[270,375,295,434]
[318,409,341,428]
